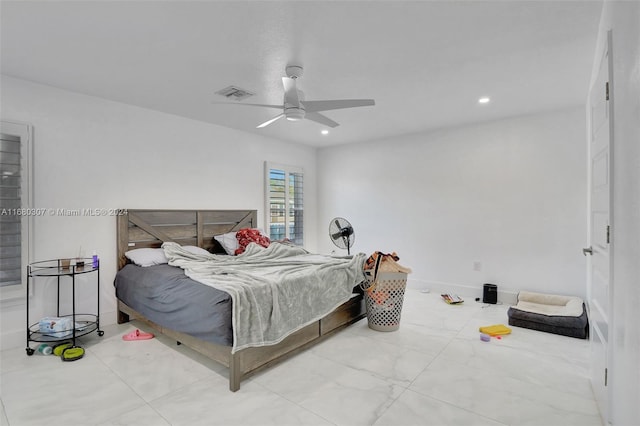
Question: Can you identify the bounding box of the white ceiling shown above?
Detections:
[1,1,603,147]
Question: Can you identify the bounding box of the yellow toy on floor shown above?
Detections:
[479,324,512,336]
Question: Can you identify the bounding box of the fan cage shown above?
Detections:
[329,218,354,253]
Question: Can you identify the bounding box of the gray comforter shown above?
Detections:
[162,242,366,353]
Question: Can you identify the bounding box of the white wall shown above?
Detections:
[591,1,640,424]
[1,77,593,354]
[0,76,317,349]
[317,107,587,302]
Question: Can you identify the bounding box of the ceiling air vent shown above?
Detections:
[215,85,254,101]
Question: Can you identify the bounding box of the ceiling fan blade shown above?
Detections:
[212,102,283,110]
[282,77,300,107]
[303,99,375,113]
[257,114,285,128]
[305,112,339,128]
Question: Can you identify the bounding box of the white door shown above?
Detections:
[586,31,612,423]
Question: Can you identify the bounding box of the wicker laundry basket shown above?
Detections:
[361,270,408,332]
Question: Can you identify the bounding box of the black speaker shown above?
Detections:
[483,283,497,304]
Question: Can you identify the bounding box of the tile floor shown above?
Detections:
[1,289,603,426]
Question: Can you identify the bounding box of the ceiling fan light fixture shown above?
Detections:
[478,96,490,104]
[285,107,305,121]
[321,129,329,135]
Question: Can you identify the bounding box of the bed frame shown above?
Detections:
[116,209,366,391]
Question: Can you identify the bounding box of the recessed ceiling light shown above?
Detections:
[478,97,490,104]
[321,130,329,135]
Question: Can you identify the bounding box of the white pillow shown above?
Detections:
[182,245,210,256]
[214,232,238,255]
[125,248,168,267]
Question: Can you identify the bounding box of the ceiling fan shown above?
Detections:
[221,65,375,129]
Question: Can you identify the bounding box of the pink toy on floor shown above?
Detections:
[122,329,154,341]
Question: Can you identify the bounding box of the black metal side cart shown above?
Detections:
[26,258,103,358]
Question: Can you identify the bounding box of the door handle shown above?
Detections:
[583,247,593,256]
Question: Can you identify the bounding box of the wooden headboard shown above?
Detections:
[116,209,257,269]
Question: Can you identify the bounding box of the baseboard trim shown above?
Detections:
[0,329,24,351]
[407,278,518,306]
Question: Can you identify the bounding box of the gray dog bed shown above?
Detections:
[507,291,588,339]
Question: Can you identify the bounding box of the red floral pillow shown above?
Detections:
[235,228,270,255]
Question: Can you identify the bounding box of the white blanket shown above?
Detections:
[162,242,366,353]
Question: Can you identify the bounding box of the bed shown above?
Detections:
[115,209,367,391]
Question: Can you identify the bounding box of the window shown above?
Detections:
[1,121,33,301]
[265,162,303,245]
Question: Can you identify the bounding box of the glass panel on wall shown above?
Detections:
[265,163,303,245]
[0,134,22,287]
